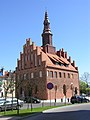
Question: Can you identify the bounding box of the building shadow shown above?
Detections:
[41,110,90,120]
[3,109,90,120]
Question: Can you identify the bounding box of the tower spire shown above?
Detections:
[42,11,53,46]
[43,11,51,33]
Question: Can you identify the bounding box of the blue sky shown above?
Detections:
[0,0,89,77]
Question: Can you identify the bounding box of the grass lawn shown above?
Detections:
[0,104,67,117]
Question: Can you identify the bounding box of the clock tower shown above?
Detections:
[42,11,56,54]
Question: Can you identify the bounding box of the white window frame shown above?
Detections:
[31,72,34,78]
[39,71,42,77]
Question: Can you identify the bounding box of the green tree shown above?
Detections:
[86,88,90,95]
[80,80,88,94]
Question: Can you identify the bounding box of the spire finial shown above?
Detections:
[43,11,51,33]
[44,11,50,23]
[41,11,53,46]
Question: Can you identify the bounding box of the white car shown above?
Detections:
[0,98,5,102]
[0,98,24,111]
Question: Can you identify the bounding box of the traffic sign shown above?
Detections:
[47,82,54,90]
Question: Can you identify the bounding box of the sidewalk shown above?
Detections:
[0,113,41,120]
[0,116,21,120]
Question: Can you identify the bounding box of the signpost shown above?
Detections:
[54,85,57,106]
[47,82,54,106]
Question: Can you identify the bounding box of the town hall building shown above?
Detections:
[15,12,79,102]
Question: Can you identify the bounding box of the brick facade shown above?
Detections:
[15,11,80,101]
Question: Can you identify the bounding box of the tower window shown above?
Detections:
[45,23,48,26]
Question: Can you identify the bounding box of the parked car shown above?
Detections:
[70,95,89,104]
[0,100,16,111]
[0,98,5,102]
[0,98,24,111]
[6,98,24,107]
[25,97,41,103]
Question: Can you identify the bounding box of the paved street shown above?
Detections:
[24,103,90,120]
[0,103,90,120]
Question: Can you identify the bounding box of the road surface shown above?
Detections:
[24,103,90,120]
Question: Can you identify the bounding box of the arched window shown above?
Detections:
[59,72,62,78]
[68,73,70,78]
[54,71,57,78]
[64,73,66,78]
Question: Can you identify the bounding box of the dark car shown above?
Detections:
[25,97,41,103]
[82,97,89,103]
[70,95,89,104]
